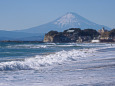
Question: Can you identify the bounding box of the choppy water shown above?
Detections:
[0,42,115,86]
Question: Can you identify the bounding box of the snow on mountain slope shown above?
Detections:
[54,13,78,26]
[54,12,96,28]
[17,12,111,33]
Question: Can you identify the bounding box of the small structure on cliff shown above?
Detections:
[77,36,92,42]
[98,27,108,34]
[98,27,111,40]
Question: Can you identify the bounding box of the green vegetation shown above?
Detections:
[63,28,99,38]
[46,30,58,36]
[109,29,115,37]
[44,28,115,43]
[80,29,99,38]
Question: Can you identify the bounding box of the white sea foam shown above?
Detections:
[5,43,114,49]
[6,44,47,49]
[0,43,115,86]
[0,43,115,71]
[73,43,112,47]
[0,48,97,71]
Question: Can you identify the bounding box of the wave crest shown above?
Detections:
[0,48,97,71]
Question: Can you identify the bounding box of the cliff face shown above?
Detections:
[43,35,54,42]
[43,31,58,42]
[43,31,71,43]
[43,28,99,43]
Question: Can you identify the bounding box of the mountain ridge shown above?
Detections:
[16,12,111,33]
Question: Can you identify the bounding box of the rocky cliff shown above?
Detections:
[44,28,99,43]
[43,31,71,43]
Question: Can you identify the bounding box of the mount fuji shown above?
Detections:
[17,12,111,33]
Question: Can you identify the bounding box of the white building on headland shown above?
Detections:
[91,40,100,43]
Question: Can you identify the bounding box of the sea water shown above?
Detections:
[0,42,115,86]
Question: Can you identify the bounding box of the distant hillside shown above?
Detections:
[16,12,111,33]
[0,37,14,41]
[17,36,44,41]
[0,30,44,41]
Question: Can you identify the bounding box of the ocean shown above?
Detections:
[0,42,115,86]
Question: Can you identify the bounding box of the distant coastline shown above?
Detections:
[1,40,115,44]
[1,28,115,43]
[0,40,44,43]
[43,28,115,43]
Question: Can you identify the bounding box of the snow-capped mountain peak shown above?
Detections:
[53,12,96,28]
[17,12,111,33]
[54,12,78,26]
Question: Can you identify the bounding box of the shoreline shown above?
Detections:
[0,42,115,86]
[0,40,115,44]
[0,40,44,43]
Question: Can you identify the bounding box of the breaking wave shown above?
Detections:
[4,43,113,49]
[0,43,114,71]
[6,44,47,49]
[0,48,97,71]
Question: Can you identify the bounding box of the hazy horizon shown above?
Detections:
[0,0,115,31]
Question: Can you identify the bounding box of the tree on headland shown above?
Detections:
[109,29,115,37]
[80,29,99,38]
[46,30,58,36]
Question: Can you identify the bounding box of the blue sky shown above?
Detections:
[0,0,115,31]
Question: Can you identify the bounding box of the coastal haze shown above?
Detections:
[16,12,111,33]
[0,12,111,41]
[0,0,115,86]
[0,43,115,86]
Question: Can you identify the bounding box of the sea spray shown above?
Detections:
[0,48,97,71]
[0,43,115,71]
